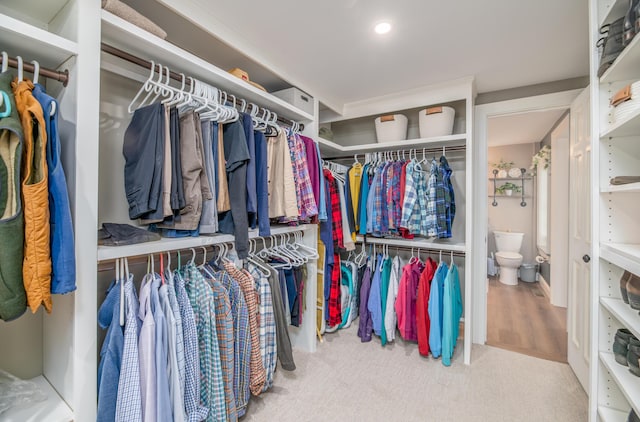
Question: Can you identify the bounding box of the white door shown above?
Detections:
[567,88,591,392]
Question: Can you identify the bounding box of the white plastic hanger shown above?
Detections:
[16,56,23,81]
[1,51,7,72]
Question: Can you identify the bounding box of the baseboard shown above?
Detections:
[538,275,551,300]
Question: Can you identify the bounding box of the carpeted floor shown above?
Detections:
[243,325,588,421]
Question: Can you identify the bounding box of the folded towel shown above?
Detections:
[102,0,167,39]
[610,176,640,185]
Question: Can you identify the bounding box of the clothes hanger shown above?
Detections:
[450,250,454,266]
[137,63,164,110]
[1,51,7,73]
[16,56,23,82]
[189,248,197,266]
[115,258,123,326]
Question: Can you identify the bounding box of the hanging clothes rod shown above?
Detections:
[100,43,304,131]
[358,238,466,257]
[322,144,466,161]
[0,55,69,86]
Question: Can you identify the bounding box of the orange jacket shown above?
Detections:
[13,79,52,313]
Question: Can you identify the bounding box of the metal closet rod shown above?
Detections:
[0,55,69,86]
[100,43,304,131]
[97,243,229,272]
[358,240,466,257]
[322,144,466,161]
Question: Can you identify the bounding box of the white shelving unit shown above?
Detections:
[100,11,313,122]
[590,0,640,420]
[320,78,474,364]
[98,224,315,261]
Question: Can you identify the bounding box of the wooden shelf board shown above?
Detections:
[601,297,640,341]
[100,11,313,122]
[354,235,466,252]
[1,375,73,422]
[598,405,630,422]
[600,243,640,277]
[602,183,640,193]
[317,133,466,156]
[600,352,640,416]
[97,224,316,261]
[0,13,77,69]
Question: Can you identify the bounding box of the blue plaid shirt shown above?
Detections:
[115,276,142,422]
[183,263,226,422]
[400,159,418,232]
[440,155,455,238]
[174,271,209,422]
[217,270,252,417]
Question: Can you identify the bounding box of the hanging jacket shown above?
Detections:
[32,83,76,295]
[0,71,26,321]
[13,79,52,313]
[416,258,437,356]
[442,263,463,366]
[428,262,448,358]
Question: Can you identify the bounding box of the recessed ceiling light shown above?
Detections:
[374,22,392,35]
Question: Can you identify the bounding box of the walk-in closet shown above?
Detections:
[0,0,614,421]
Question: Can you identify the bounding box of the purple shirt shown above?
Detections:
[300,135,320,212]
[358,266,373,342]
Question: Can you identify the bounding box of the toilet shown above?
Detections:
[494,231,524,286]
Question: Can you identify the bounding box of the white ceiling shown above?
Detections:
[150,0,589,111]
[121,0,590,114]
[488,109,567,147]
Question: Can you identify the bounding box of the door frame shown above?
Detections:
[472,89,583,345]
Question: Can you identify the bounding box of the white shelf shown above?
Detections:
[489,177,533,181]
[600,243,640,276]
[598,406,630,422]
[601,106,640,138]
[600,352,640,416]
[97,224,316,261]
[1,375,73,422]
[602,183,640,193]
[317,133,466,156]
[489,195,531,198]
[601,297,640,340]
[100,11,313,122]
[0,12,78,69]
[600,31,640,84]
[355,235,466,253]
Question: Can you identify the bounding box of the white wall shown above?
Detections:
[487,143,537,264]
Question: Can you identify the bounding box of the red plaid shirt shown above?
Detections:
[324,169,344,249]
[329,254,342,326]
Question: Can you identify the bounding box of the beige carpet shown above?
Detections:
[243,325,588,421]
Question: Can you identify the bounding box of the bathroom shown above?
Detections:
[486,108,570,363]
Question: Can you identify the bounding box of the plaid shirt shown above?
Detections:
[207,274,237,422]
[165,271,185,399]
[400,160,420,233]
[324,169,344,249]
[413,164,429,237]
[248,264,277,391]
[216,270,251,417]
[224,261,267,396]
[116,277,142,422]
[289,132,318,220]
[173,271,208,422]
[440,155,455,238]
[328,254,343,327]
[386,161,404,233]
[426,159,449,238]
[184,263,226,422]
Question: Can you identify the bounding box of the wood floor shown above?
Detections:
[487,276,568,363]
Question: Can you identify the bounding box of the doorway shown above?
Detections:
[485,109,569,362]
[473,90,589,372]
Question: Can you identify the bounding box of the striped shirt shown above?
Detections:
[248,264,277,391]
